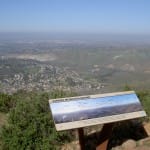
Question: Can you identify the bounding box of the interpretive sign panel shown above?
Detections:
[49,91,146,131]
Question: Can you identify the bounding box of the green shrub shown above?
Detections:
[137,91,150,119]
[0,93,16,113]
[1,90,75,150]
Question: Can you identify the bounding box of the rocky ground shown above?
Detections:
[61,122,150,150]
[112,138,150,150]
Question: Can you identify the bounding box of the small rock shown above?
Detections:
[61,140,80,150]
[138,137,150,146]
[135,146,150,150]
[112,146,122,150]
[122,139,136,149]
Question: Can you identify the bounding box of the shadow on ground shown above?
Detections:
[84,120,148,150]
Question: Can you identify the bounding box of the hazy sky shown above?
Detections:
[0,0,150,34]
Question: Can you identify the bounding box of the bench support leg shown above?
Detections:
[78,128,85,150]
[96,123,114,150]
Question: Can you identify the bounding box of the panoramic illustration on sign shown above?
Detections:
[49,91,146,131]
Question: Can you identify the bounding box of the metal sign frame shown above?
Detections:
[49,91,146,131]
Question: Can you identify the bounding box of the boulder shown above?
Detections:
[122,139,136,149]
